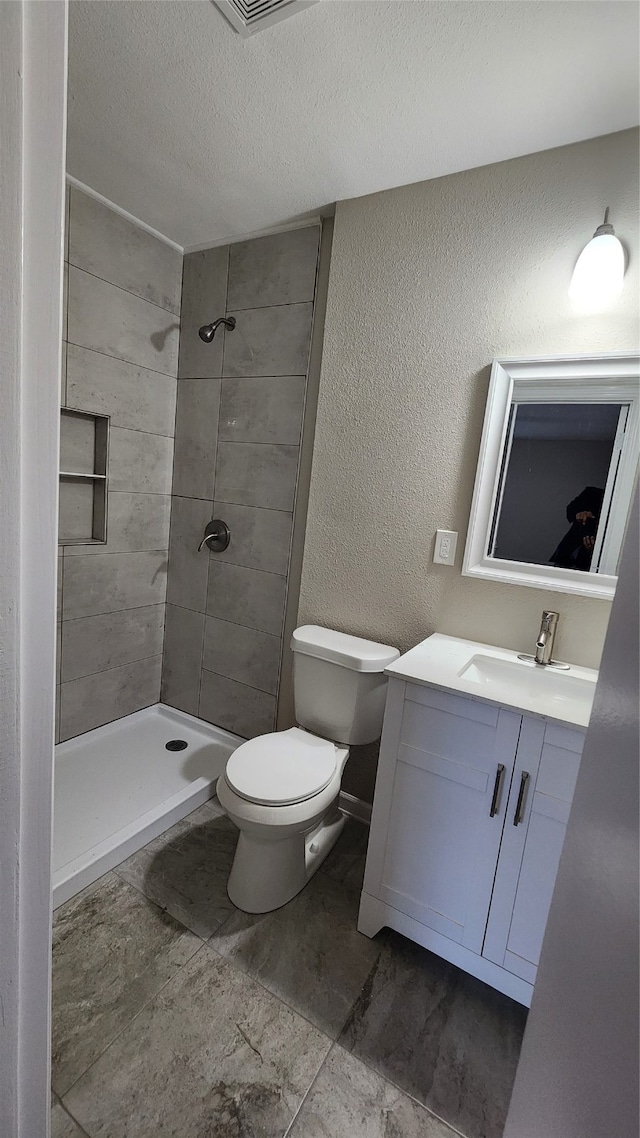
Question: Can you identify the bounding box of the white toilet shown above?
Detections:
[216,625,399,913]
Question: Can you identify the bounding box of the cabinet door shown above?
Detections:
[373,684,522,954]
[483,719,584,983]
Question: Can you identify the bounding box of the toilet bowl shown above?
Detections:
[217,626,399,913]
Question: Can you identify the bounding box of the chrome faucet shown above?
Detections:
[534,611,558,665]
[518,610,570,669]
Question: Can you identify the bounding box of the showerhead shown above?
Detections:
[198,316,236,343]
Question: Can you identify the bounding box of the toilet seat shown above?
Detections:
[225,727,338,807]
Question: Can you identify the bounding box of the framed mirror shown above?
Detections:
[463,353,639,599]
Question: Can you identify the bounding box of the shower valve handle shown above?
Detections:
[198,520,230,553]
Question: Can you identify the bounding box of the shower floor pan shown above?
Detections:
[53,704,243,909]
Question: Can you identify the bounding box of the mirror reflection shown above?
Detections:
[490,403,626,574]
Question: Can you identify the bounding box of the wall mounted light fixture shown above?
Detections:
[569,208,625,310]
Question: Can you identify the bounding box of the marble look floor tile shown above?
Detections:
[63,946,331,1138]
[52,873,200,1096]
[210,870,381,1039]
[339,931,527,1138]
[288,1045,457,1138]
[52,1099,90,1138]
[116,804,238,938]
[318,817,369,894]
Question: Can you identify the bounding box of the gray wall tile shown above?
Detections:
[62,606,164,682]
[209,501,293,575]
[68,267,179,377]
[57,623,62,685]
[68,187,182,314]
[166,497,213,612]
[161,605,205,715]
[199,671,275,738]
[206,560,286,636]
[172,379,220,499]
[227,226,319,310]
[223,303,313,378]
[219,375,305,445]
[202,617,281,695]
[64,493,171,557]
[178,247,229,379]
[59,656,162,741]
[215,441,299,510]
[60,409,96,475]
[108,428,174,495]
[66,344,177,437]
[63,551,168,619]
[57,551,63,620]
[58,479,95,543]
[56,685,61,745]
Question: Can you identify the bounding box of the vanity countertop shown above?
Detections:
[385,633,598,729]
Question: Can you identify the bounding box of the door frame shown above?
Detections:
[0,3,67,1135]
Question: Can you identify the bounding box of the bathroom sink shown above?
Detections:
[458,654,597,723]
[385,633,599,727]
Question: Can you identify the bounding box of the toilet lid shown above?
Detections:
[225,727,338,806]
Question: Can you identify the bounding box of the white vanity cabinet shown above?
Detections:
[358,675,585,1007]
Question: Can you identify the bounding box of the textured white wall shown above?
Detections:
[299,130,639,669]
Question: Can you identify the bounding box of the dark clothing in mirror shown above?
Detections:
[550,486,604,571]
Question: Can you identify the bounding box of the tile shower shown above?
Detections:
[54,186,323,902]
[163,225,320,736]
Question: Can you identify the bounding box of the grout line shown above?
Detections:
[65,337,177,381]
[67,260,181,318]
[282,1041,334,1138]
[60,602,164,624]
[200,662,278,700]
[67,339,179,383]
[213,499,294,514]
[216,440,300,450]
[62,545,168,558]
[60,650,162,687]
[109,423,176,441]
[203,613,281,645]
[54,1099,93,1138]
[57,939,208,1104]
[227,299,315,315]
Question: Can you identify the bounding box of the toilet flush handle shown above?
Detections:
[198,519,231,553]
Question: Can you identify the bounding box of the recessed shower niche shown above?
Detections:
[59,407,109,545]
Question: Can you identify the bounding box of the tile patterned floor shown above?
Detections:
[52,802,527,1138]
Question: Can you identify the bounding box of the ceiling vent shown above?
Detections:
[213,0,317,37]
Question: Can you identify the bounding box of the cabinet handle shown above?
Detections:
[513,771,530,826]
[489,763,505,817]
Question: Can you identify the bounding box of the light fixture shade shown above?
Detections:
[569,228,625,310]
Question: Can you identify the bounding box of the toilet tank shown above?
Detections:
[291,626,400,745]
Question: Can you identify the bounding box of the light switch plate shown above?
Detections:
[434,529,458,565]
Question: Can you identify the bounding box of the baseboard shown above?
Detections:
[339,791,371,825]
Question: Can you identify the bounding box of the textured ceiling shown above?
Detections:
[67,0,640,250]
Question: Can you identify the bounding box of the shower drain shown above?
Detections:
[165,739,188,751]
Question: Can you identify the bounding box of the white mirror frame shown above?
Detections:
[462,352,639,600]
